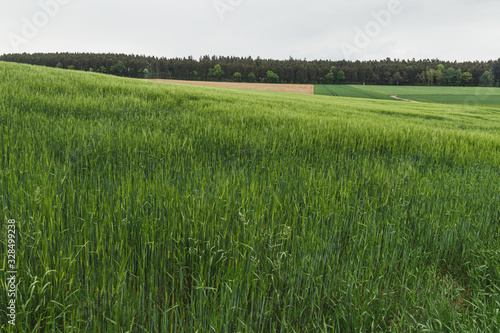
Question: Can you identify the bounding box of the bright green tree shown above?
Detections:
[266,70,279,83]
[233,72,242,82]
[426,69,437,85]
[213,64,224,81]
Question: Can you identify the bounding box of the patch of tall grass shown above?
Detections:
[1,62,500,332]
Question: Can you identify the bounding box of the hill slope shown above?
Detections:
[1,62,500,332]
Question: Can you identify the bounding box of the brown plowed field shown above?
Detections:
[146,79,314,95]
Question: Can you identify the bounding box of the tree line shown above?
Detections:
[1,52,499,87]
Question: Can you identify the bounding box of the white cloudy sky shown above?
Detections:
[1,0,499,61]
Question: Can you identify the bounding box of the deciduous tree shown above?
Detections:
[462,72,473,86]
[479,71,494,87]
[213,64,224,81]
[337,70,346,84]
[443,67,456,86]
[325,72,335,84]
[110,61,127,76]
[266,70,279,83]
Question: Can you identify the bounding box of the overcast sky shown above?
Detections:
[1,0,499,61]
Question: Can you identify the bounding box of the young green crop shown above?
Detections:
[1,62,500,332]
[315,84,500,106]
[315,84,395,101]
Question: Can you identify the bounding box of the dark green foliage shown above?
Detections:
[479,71,494,87]
[462,71,473,85]
[247,72,256,82]
[337,70,346,84]
[0,52,496,86]
[493,59,500,87]
[110,61,127,77]
[325,72,335,84]
[392,71,403,85]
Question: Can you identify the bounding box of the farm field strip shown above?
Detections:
[314,84,394,100]
[147,79,315,94]
[315,84,500,106]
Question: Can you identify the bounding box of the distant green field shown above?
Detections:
[2,62,500,332]
[314,85,395,101]
[315,84,500,106]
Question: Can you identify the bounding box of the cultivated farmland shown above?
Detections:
[315,84,500,106]
[1,62,500,332]
[148,79,315,95]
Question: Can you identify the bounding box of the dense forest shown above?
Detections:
[1,52,499,87]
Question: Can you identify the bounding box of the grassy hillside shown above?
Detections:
[315,84,500,106]
[2,62,500,332]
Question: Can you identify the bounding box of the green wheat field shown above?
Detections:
[315,84,500,106]
[1,62,500,332]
